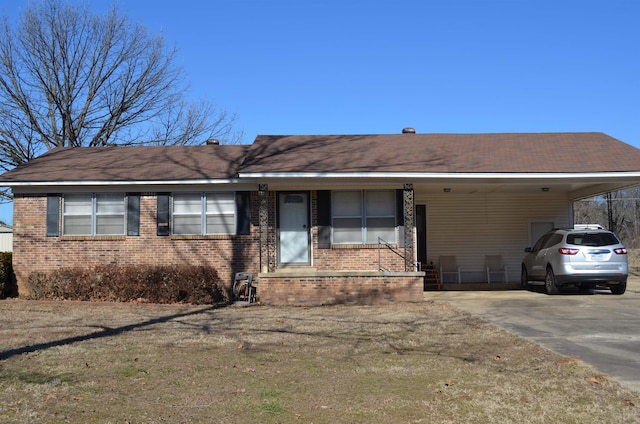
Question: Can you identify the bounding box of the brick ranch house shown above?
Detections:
[2,131,640,305]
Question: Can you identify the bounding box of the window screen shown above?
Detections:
[173,192,237,235]
[365,191,396,243]
[332,190,396,244]
[332,191,362,244]
[173,193,203,235]
[96,193,125,235]
[63,194,92,235]
[206,192,236,234]
[62,193,125,235]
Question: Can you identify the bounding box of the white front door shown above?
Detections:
[278,192,310,265]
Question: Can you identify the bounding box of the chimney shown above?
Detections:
[206,138,220,145]
[402,127,416,134]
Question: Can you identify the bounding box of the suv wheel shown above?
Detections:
[545,267,559,295]
[610,281,627,295]
[520,266,529,289]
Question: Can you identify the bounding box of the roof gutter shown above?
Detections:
[1,178,251,187]
[4,171,640,187]
[238,171,640,179]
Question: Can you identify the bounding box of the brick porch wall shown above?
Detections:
[258,271,424,305]
[12,193,261,296]
[312,245,407,271]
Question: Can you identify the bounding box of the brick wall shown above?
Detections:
[13,193,260,295]
[13,190,418,303]
[312,244,407,271]
[258,272,423,305]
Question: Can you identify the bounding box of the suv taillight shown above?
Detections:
[614,248,628,254]
[558,248,579,255]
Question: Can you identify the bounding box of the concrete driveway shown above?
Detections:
[428,278,640,393]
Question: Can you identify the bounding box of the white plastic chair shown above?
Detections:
[485,255,508,283]
[439,256,461,284]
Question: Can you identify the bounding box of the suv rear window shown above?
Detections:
[566,232,619,247]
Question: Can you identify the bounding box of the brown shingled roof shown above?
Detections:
[241,132,640,174]
[0,144,250,182]
[1,133,639,184]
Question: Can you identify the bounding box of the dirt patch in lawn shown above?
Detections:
[1,299,639,423]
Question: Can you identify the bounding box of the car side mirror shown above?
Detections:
[524,247,532,253]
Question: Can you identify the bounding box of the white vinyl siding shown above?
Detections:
[0,232,12,252]
[423,191,571,283]
[332,190,396,244]
[63,193,125,235]
[173,192,236,235]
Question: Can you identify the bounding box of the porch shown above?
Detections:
[257,269,425,305]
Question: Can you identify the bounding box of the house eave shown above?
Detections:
[238,171,640,181]
[1,178,250,187]
[4,171,640,188]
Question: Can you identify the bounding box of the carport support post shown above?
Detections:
[404,184,415,271]
[259,184,272,273]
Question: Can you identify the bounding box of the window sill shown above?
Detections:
[61,235,127,241]
[169,234,235,240]
[331,243,397,249]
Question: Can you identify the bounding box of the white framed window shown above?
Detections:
[365,190,396,243]
[62,193,125,235]
[206,193,236,234]
[173,192,236,235]
[332,190,396,244]
[173,193,202,235]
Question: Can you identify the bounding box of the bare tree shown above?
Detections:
[0,0,243,176]
[574,186,640,249]
[574,195,608,229]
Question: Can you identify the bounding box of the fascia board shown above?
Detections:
[238,171,640,180]
[4,171,640,187]
[1,178,251,187]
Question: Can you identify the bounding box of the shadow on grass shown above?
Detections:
[0,304,223,361]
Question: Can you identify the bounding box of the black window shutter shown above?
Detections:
[46,194,60,237]
[236,191,251,235]
[157,193,170,236]
[317,190,331,249]
[395,189,404,226]
[127,193,140,236]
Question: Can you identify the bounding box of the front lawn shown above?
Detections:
[0,300,638,423]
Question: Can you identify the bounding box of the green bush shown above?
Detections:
[27,264,228,304]
[0,252,15,298]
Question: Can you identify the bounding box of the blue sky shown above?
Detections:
[1,0,639,224]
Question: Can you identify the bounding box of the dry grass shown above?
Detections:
[0,299,639,423]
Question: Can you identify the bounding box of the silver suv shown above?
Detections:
[521,225,628,295]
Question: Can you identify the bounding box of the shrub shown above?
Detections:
[0,252,15,298]
[27,264,228,304]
